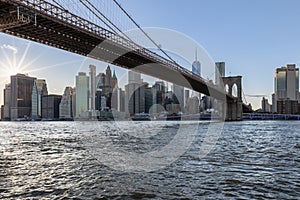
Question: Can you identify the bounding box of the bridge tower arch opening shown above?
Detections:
[222,76,243,121]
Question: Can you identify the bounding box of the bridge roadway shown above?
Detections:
[0,0,230,101]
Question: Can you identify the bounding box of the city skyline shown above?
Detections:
[1,1,300,109]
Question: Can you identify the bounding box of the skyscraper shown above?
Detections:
[111,70,118,89]
[31,79,48,119]
[105,65,112,93]
[173,84,184,111]
[10,74,36,120]
[59,87,74,119]
[42,95,62,119]
[125,70,145,115]
[215,62,225,85]
[75,72,89,118]
[272,64,299,113]
[192,49,201,76]
[1,83,11,120]
[191,49,201,101]
[89,64,96,111]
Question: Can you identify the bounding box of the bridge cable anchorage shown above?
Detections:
[112,0,179,65]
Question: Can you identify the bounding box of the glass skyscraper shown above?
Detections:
[273,64,299,113]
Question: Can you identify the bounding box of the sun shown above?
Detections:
[0,42,34,83]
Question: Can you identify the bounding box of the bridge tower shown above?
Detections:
[222,76,243,121]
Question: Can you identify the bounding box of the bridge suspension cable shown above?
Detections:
[112,0,179,65]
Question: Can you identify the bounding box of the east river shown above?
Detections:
[0,120,299,199]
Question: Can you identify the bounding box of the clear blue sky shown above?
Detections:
[1,0,300,109]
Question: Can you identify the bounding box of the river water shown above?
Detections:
[0,120,299,199]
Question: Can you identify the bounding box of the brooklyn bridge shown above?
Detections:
[0,0,250,120]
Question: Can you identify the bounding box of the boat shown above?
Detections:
[131,113,151,121]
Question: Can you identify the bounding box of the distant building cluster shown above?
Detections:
[261,64,300,114]
[1,60,227,121]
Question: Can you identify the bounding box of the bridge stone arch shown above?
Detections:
[222,76,243,121]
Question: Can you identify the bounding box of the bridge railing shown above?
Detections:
[7,0,217,91]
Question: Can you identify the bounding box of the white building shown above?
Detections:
[75,72,89,118]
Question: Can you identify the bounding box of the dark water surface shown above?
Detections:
[0,121,299,199]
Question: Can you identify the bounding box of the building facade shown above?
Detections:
[59,87,74,119]
[2,83,11,120]
[10,74,36,120]
[31,79,48,119]
[75,72,89,118]
[89,65,96,111]
[42,95,62,119]
[272,64,300,113]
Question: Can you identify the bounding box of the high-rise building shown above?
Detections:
[125,71,145,115]
[31,79,48,119]
[272,64,299,113]
[191,50,201,100]
[89,65,96,111]
[105,65,112,92]
[144,83,153,113]
[186,96,200,114]
[184,89,190,109]
[10,74,36,120]
[31,80,38,119]
[128,70,143,84]
[261,97,271,113]
[173,84,184,111]
[192,49,201,76]
[42,95,62,119]
[215,62,225,85]
[111,70,118,89]
[2,83,11,120]
[75,72,89,118]
[111,87,125,112]
[59,87,74,119]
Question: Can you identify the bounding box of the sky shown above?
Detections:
[1,0,300,109]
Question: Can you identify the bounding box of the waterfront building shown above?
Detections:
[42,95,62,119]
[173,84,184,111]
[125,70,145,115]
[10,74,36,120]
[59,87,74,119]
[144,83,153,113]
[215,62,225,85]
[2,83,11,120]
[111,87,125,112]
[261,97,271,113]
[89,65,96,111]
[272,64,299,113]
[277,99,299,114]
[95,83,103,111]
[186,96,200,114]
[75,72,89,118]
[0,106,3,120]
[184,89,190,109]
[72,88,76,117]
[31,79,48,119]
